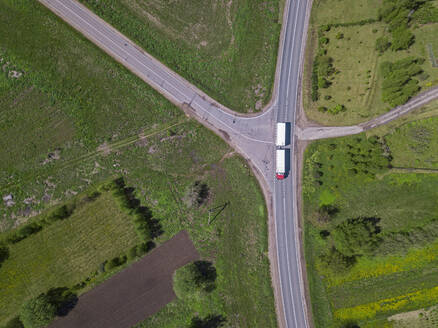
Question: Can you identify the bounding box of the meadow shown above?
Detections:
[79,0,282,113]
[0,0,276,327]
[303,0,438,125]
[303,108,438,327]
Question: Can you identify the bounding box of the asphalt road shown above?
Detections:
[274,0,310,326]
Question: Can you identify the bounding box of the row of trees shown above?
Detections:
[321,217,382,273]
[380,57,423,107]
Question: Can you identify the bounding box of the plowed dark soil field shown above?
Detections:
[49,230,199,328]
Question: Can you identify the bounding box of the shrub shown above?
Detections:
[332,217,381,257]
[319,37,329,47]
[45,204,75,224]
[318,77,330,89]
[328,104,345,115]
[391,26,414,51]
[375,36,391,53]
[320,247,356,273]
[128,245,138,261]
[104,256,126,271]
[318,56,334,77]
[20,293,56,328]
[318,106,327,113]
[335,32,344,39]
[174,261,217,299]
[8,223,42,244]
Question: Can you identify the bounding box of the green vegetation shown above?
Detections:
[0,0,276,327]
[304,109,438,327]
[0,189,141,323]
[78,0,282,113]
[304,0,438,125]
[174,261,217,299]
[20,293,56,328]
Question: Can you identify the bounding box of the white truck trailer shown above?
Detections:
[276,122,286,147]
[276,149,286,180]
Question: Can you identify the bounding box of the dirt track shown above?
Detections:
[49,231,199,328]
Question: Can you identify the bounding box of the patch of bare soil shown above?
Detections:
[49,231,199,328]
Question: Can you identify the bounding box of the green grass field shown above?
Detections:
[0,0,276,326]
[0,191,140,324]
[303,106,438,327]
[310,0,381,26]
[79,0,282,113]
[303,0,438,126]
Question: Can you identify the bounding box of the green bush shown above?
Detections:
[7,223,42,244]
[45,204,75,224]
[318,77,330,89]
[20,293,56,328]
[320,247,356,273]
[332,217,381,257]
[318,56,334,77]
[127,246,138,261]
[104,255,127,271]
[391,26,414,51]
[375,36,391,53]
[173,261,217,299]
[328,104,345,115]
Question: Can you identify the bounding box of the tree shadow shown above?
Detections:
[114,178,164,238]
[46,287,78,317]
[190,314,226,328]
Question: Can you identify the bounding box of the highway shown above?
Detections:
[274,0,310,326]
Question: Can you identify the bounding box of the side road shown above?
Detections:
[296,85,438,140]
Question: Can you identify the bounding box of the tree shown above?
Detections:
[20,293,56,328]
[320,247,356,273]
[332,218,381,257]
[391,27,414,51]
[375,36,390,53]
[174,261,217,299]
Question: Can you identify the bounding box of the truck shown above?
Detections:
[276,149,286,180]
[276,122,286,147]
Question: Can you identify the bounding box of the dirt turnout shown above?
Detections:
[49,231,199,328]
